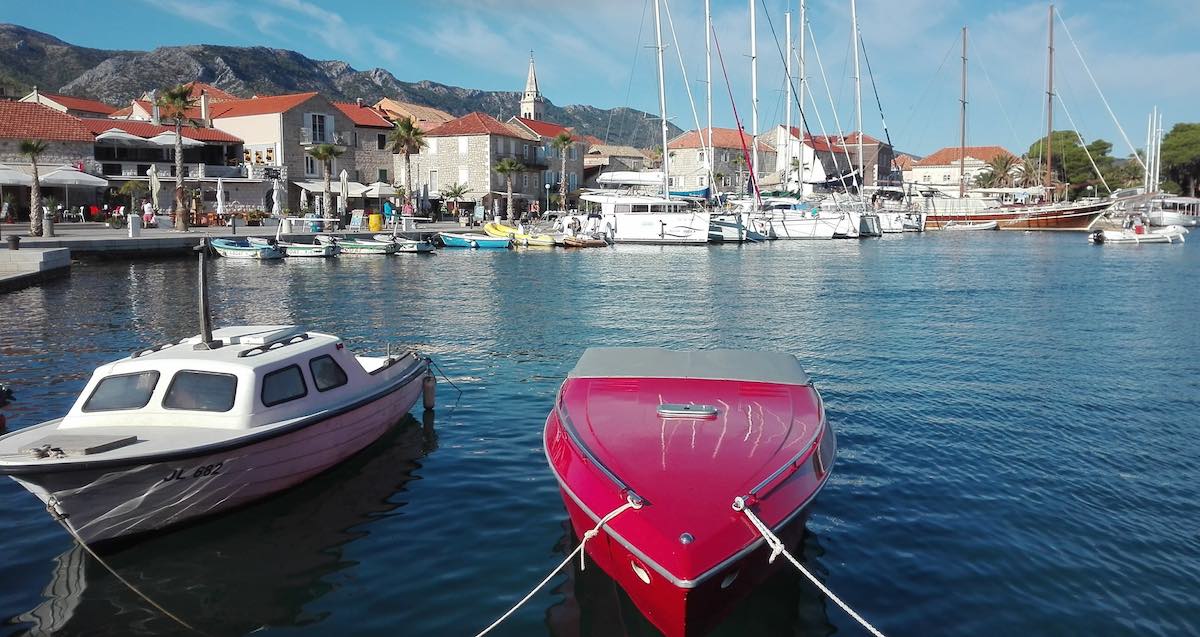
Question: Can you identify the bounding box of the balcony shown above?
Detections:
[300,128,347,148]
[494,152,548,170]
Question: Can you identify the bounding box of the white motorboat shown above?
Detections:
[743,198,840,240]
[0,243,432,545]
[210,238,284,260]
[1146,196,1200,228]
[372,234,436,253]
[1089,225,1188,244]
[248,237,338,258]
[315,234,396,255]
[564,192,710,245]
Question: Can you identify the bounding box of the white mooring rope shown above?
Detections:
[736,500,887,637]
[473,495,642,637]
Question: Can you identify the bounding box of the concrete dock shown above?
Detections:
[0,246,71,293]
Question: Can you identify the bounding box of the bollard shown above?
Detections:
[42,211,54,238]
[6,235,18,250]
[127,214,142,238]
[422,374,437,410]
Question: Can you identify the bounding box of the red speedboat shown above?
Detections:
[544,348,836,637]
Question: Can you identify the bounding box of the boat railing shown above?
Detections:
[237,333,311,358]
[130,338,188,359]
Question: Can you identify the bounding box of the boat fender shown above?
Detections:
[470,240,478,249]
[422,374,436,411]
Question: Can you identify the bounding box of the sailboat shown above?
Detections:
[923,7,1133,231]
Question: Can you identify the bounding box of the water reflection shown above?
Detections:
[544,516,837,637]
[10,413,437,636]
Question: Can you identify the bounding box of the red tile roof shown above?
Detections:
[426,112,535,139]
[80,118,243,143]
[124,99,204,120]
[786,127,884,151]
[208,92,319,118]
[183,82,238,102]
[39,92,117,115]
[914,145,1014,167]
[893,154,917,170]
[668,127,771,152]
[0,102,93,142]
[581,134,604,146]
[512,116,579,140]
[333,101,393,128]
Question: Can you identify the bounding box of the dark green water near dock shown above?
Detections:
[1,232,1197,636]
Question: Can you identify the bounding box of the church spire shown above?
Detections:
[520,50,545,120]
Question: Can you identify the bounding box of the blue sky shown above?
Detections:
[4,0,1196,156]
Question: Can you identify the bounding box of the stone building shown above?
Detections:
[667,127,775,195]
[402,112,541,216]
[507,117,586,209]
[334,100,396,185]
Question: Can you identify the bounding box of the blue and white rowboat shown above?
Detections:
[437,232,511,249]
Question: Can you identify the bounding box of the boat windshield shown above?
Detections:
[163,371,237,412]
[82,371,160,412]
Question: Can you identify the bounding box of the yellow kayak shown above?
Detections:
[483,222,556,247]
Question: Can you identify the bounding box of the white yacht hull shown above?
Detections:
[877,211,907,233]
[7,363,427,544]
[753,211,839,240]
[1148,210,1198,228]
[609,211,711,244]
[710,213,768,242]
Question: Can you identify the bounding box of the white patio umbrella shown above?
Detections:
[147,165,161,210]
[216,178,226,221]
[41,167,108,212]
[299,187,309,213]
[149,132,203,148]
[272,179,283,217]
[338,169,349,215]
[362,181,396,213]
[0,164,33,186]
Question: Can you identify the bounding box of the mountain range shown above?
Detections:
[0,24,679,148]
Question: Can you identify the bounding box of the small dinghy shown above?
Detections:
[372,234,436,253]
[248,237,338,258]
[210,238,284,259]
[1089,221,1188,245]
[437,232,511,249]
[483,221,556,246]
[0,241,432,545]
[941,220,998,231]
[315,234,396,255]
[544,348,836,637]
[562,235,610,248]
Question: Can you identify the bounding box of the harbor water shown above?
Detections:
[0,232,1197,636]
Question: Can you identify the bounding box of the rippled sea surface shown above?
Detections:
[1,232,1198,637]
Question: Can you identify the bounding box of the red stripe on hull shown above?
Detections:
[925,201,1110,231]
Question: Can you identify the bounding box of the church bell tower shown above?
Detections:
[520,51,545,121]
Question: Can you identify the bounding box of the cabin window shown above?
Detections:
[309,355,348,392]
[615,204,632,213]
[261,365,308,407]
[633,204,649,213]
[83,371,160,412]
[163,371,237,412]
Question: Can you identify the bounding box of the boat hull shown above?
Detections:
[211,239,284,260]
[7,363,427,545]
[926,200,1111,231]
[438,232,511,249]
[752,211,838,240]
[610,211,712,245]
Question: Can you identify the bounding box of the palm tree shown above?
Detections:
[156,84,198,231]
[306,144,345,220]
[494,158,525,219]
[551,131,573,212]
[1016,155,1041,188]
[18,139,46,236]
[985,154,1018,188]
[388,117,427,215]
[440,182,469,217]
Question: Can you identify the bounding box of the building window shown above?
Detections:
[698,175,708,187]
[569,173,577,191]
[310,113,328,143]
[377,133,387,150]
[379,168,388,182]
[668,176,677,188]
[943,173,950,182]
[458,167,468,186]
[523,143,530,160]
[459,136,468,155]
[569,145,577,161]
[304,155,318,177]
[428,169,438,191]
[429,138,438,153]
[522,173,528,189]
[922,174,930,183]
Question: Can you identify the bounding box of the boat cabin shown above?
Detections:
[61,326,397,431]
[579,192,691,216]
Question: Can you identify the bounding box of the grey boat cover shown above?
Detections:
[569,348,810,386]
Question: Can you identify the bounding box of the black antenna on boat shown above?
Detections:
[194,239,220,350]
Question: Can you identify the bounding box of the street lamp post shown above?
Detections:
[544,182,550,217]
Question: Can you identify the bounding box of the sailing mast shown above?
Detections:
[1045,4,1055,201]
[785,7,792,191]
[798,0,806,196]
[653,0,670,198]
[750,0,759,186]
[851,0,863,199]
[706,0,713,193]
[959,27,967,199]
